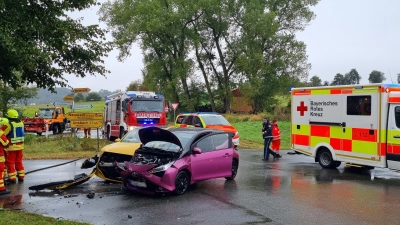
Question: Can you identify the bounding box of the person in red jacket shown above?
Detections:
[271,119,282,158]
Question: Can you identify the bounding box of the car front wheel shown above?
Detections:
[174,171,189,195]
[226,160,238,180]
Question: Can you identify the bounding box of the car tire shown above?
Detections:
[52,124,59,135]
[226,160,238,180]
[318,148,336,169]
[174,171,189,195]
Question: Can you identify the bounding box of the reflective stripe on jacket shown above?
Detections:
[8,121,24,151]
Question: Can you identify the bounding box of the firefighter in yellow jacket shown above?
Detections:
[0,118,11,195]
[3,109,25,183]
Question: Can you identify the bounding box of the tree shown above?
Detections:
[331,73,345,85]
[0,82,38,116]
[1,1,112,91]
[368,70,386,83]
[309,75,322,86]
[85,92,102,101]
[126,79,150,91]
[397,73,400,84]
[74,93,84,102]
[323,81,329,86]
[345,69,361,84]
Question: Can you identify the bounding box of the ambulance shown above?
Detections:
[291,83,400,170]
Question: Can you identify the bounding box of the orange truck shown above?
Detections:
[23,106,70,136]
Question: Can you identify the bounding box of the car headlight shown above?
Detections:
[235,131,238,136]
[128,126,135,131]
[148,161,174,174]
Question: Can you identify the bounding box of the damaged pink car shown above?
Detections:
[115,127,239,195]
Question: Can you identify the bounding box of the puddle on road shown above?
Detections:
[0,194,23,209]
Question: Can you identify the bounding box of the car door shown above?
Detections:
[210,133,233,178]
[190,135,215,181]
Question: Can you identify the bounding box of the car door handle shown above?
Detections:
[394,135,400,139]
[224,153,230,157]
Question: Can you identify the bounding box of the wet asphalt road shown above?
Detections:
[3,150,400,225]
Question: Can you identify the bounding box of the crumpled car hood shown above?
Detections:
[100,142,141,155]
[138,127,182,149]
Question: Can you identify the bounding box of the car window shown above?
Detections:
[193,136,214,153]
[194,116,203,127]
[176,115,186,124]
[201,115,231,126]
[121,129,140,143]
[213,133,230,150]
[183,116,194,125]
[144,141,180,152]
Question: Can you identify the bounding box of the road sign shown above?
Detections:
[73,88,91,93]
[66,112,103,121]
[73,104,93,109]
[53,102,70,106]
[171,103,179,111]
[63,95,74,102]
[70,120,103,128]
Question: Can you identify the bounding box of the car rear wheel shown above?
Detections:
[174,171,189,195]
[226,160,238,180]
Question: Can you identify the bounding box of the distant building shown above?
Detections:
[230,88,253,113]
[29,103,36,106]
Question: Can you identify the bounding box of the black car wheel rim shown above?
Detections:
[176,173,188,194]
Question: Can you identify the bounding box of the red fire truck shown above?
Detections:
[104,91,170,140]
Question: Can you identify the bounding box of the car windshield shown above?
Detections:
[131,100,164,112]
[38,108,54,119]
[121,128,141,143]
[201,115,231,126]
[143,131,196,152]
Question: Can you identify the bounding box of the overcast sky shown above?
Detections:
[65,0,400,92]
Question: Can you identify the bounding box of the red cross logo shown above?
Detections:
[297,101,308,116]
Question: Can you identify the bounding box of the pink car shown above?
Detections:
[115,127,239,195]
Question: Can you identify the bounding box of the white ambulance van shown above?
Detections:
[291,83,400,170]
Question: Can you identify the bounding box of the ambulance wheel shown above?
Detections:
[318,148,336,169]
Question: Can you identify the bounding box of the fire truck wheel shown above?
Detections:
[37,132,42,136]
[318,148,336,169]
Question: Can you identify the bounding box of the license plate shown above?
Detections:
[128,180,147,188]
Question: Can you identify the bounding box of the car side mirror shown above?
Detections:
[115,138,121,142]
[193,147,202,154]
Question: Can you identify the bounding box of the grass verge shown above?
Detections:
[0,209,90,225]
[24,134,112,159]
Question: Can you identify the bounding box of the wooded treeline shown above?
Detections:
[100,0,320,113]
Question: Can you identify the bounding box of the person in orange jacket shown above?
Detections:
[0,118,11,195]
[271,119,282,158]
[3,109,25,183]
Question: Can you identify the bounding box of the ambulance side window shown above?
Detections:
[346,95,371,116]
[395,107,400,128]
[176,115,186,124]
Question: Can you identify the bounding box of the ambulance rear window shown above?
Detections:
[346,96,371,116]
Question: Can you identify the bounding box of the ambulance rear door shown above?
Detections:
[387,92,400,170]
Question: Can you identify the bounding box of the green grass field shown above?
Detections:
[231,121,290,150]
[20,101,105,117]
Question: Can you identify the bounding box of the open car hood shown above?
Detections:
[138,127,183,149]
